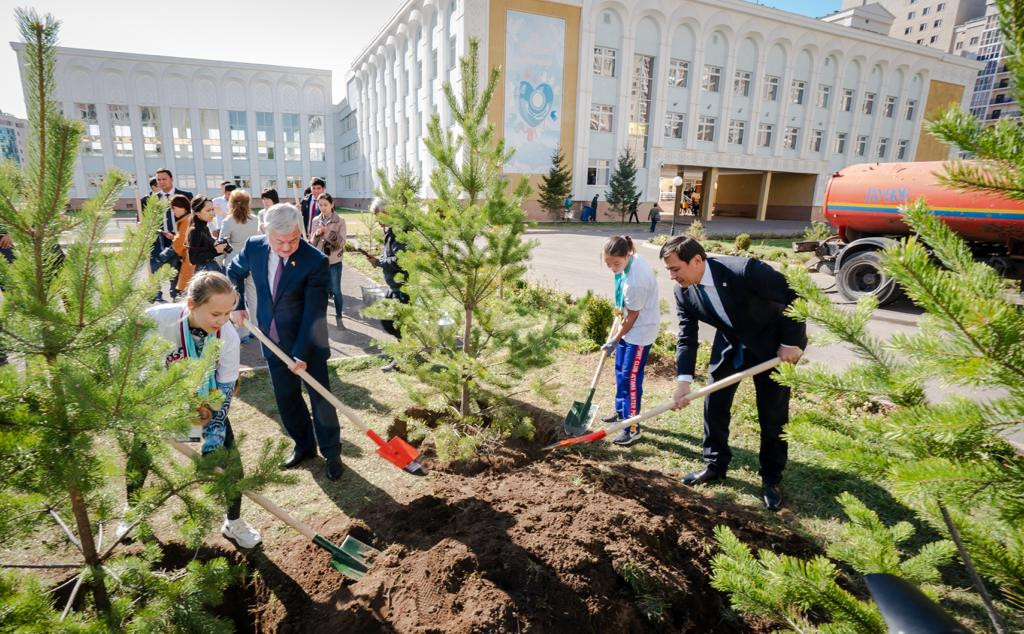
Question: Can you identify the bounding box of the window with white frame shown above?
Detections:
[668,59,689,88]
[863,92,876,115]
[922,6,930,15]
[286,175,303,191]
[586,158,610,185]
[256,111,274,160]
[937,2,945,10]
[842,88,855,112]
[883,95,897,118]
[757,123,773,147]
[140,106,161,158]
[594,46,617,77]
[934,19,942,27]
[77,102,102,156]
[791,80,806,105]
[309,114,326,162]
[809,129,823,152]
[170,108,192,159]
[282,113,300,161]
[590,104,614,132]
[856,135,868,156]
[343,141,360,161]
[232,175,251,190]
[201,109,221,160]
[908,10,916,18]
[876,137,889,158]
[783,127,799,150]
[228,110,247,159]
[206,174,224,193]
[342,174,359,190]
[897,139,909,160]
[697,116,716,142]
[701,65,721,92]
[86,173,104,193]
[664,112,685,139]
[733,70,751,97]
[109,105,132,158]
[834,132,848,154]
[763,75,780,101]
[448,36,456,69]
[340,112,356,132]
[176,174,196,191]
[260,176,278,193]
[727,119,745,145]
[816,84,831,109]
[906,99,917,121]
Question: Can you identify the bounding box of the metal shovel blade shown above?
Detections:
[376,436,427,475]
[314,533,379,580]
[563,391,598,438]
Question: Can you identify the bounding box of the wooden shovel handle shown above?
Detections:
[244,319,371,435]
[603,357,784,436]
[588,316,622,390]
[169,439,316,541]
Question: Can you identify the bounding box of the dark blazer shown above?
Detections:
[300,195,320,236]
[226,235,330,362]
[675,256,807,377]
[143,188,194,247]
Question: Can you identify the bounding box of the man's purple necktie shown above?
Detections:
[269,256,285,342]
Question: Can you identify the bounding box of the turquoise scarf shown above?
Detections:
[613,256,633,309]
[180,310,218,396]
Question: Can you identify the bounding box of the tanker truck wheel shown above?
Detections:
[837,251,899,305]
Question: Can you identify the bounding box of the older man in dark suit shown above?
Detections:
[227,203,343,480]
[660,236,806,511]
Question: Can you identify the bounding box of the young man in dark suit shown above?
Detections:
[660,236,806,511]
[300,178,326,238]
[227,203,343,480]
[144,168,193,302]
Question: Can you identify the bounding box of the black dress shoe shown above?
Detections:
[325,455,343,481]
[279,449,315,470]
[762,483,783,511]
[681,467,725,486]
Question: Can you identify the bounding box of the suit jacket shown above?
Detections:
[226,235,330,362]
[142,188,194,248]
[300,195,320,237]
[675,256,807,377]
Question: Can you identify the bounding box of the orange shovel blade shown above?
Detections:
[371,433,426,475]
[543,428,608,451]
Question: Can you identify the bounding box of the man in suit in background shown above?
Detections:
[144,168,193,302]
[660,236,806,511]
[227,203,343,480]
[300,178,326,238]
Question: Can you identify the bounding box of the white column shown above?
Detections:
[683,41,705,151]
[743,43,770,154]
[798,54,824,160]
[715,41,739,154]
[820,59,848,162]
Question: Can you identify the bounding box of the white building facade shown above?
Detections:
[11,45,334,208]
[340,0,980,221]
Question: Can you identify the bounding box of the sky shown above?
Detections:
[0,0,841,119]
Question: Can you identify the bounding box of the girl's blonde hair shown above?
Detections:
[185,271,237,307]
[229,189,251,224]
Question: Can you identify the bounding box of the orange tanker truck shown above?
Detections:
[810,161,1024,304]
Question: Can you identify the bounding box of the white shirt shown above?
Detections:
[619,255,660,346]
[146,303,240,384]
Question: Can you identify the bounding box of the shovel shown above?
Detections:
[545,357,783,450]
[245,319,425,475]
[169,439,379,579]
[564,317,621,437]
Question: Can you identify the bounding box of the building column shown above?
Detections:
[756,170,772,222]
[700,167,718,221]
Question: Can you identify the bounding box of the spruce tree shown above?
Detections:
[605,147,638,222]
[537,147,572,218]
[370,38,578,462]
[0,10,286,625]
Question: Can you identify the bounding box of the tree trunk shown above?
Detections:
[460,307,473,417]
[68,487,111,614]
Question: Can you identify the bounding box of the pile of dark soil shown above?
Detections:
[250,454,816,633]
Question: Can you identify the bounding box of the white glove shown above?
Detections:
[601,339,618,357]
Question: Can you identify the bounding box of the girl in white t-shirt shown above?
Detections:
[600,235,660,446]
[125,272,261,548]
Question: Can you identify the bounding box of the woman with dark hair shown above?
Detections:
[219,190,260,341]
[309,193,346,329]
[599,235,660,445]
[257,189,279,233]
[187,195,228,274]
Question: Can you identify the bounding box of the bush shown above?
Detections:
[734,233,752,251]
[581,294,615,347]
[688,219,707,241]
[649,234,669,246]
[802,221,834,242]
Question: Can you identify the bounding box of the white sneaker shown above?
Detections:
[221,517,261,548]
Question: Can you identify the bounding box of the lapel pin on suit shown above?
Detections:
[291,260,296,267]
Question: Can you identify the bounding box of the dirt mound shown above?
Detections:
[252,455,815,633]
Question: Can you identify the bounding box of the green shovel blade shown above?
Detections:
[563,389,597,437]
[314,533,379,580]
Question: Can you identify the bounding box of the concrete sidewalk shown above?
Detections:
[531,217,813,238]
